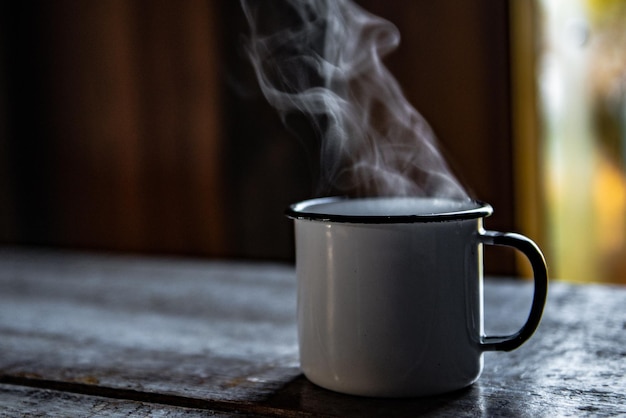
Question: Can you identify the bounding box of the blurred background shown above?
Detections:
[0,0,624,283]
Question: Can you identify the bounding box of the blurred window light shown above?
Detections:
[536,0,626,283]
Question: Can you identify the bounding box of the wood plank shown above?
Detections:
[0,248,625,416]
[0,384,236,417]
[0,249,300,404]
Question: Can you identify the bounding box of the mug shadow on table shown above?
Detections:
[262,374,492,416]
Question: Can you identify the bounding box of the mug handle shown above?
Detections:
[477,230,548,352]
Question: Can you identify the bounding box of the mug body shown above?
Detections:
[290,197,490,397]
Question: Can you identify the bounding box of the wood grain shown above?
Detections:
[0,248,624,416]
[0,384,234,417]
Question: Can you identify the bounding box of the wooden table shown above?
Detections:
[0,248,624,416]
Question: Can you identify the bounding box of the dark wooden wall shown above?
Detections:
[0,1,515,274]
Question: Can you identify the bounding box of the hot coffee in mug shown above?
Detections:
[286,197,547,398]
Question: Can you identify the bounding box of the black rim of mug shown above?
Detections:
[285,196,493,224]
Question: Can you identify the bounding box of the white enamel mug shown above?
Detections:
[286,197,548,397]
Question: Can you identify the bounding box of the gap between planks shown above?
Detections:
[0,374,311,418]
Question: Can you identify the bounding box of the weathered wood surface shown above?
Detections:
[0,384,234,417]
[0,248,625,417]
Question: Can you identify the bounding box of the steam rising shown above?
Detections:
[241,0,468,199]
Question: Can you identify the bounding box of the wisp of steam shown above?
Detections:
[241,0,469,199]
